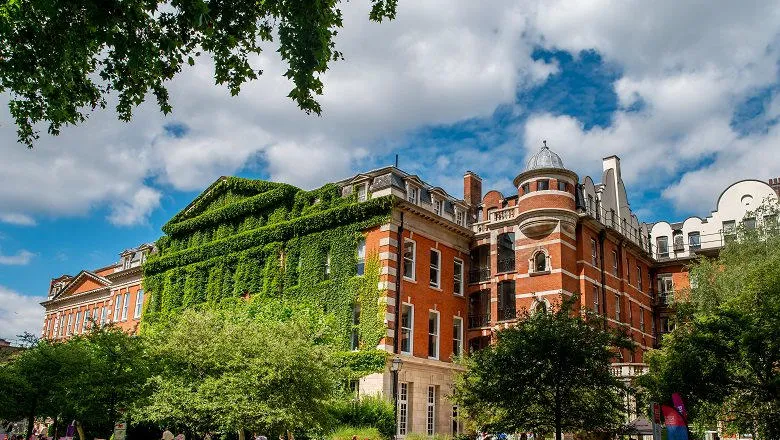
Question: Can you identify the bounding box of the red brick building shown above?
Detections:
[39,146,778,436]
[40,244,154,339]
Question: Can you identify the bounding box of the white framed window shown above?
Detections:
[100,306,107,326]
[593,284,600,312]
[122,293,129,321]
[640,310,645,332]
[428,310,440,359]
[403,239,416,280]
[453,258,464,296]
[657,236,669,257]
[398,382,409,436]
[83,310,90,331]
[658,274,674,304]
[406,185,419,204]
[75,311,82,334]
[612,250,618,275]
[591,238,599,266]
[429,248,441,288]
[66,313,73,335]
[427,385,437,435]
[325,252,331,280]
[356,238,366,276]
[615,293,621,321]
[455,210,464,226]
[356,183,368,202]
[401,303,413,355]
[113,294,122,322]
[453,316,463,357]
[433,198,442,215]
[134,289,144,319]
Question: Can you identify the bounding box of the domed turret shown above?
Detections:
[513,140,580,238]
[525,141,565,171]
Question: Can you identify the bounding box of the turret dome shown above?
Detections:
[525,141,564,171]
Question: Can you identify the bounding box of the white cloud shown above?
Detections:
[107,186,162,226]
[0,286,45,341]
[520,0,780,217]
[0,213,36,226]
[0,249,35,265]
[0,0,778,224]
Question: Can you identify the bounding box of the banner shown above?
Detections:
[672,393,688,421]
[662,405,688,440]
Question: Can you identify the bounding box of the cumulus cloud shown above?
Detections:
[0,0,778,224]
[0,286,45,341]
[0,249,35,265]
[520,0,780,217]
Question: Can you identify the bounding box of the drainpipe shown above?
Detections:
[392,212,404,439]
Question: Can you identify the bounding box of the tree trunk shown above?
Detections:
[26,410,35,440]
[237,429,245,440]
[52,416,59,440]
[76,421,86,440]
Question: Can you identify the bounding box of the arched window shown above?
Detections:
[534,251,547,272]
[529,248,550,274]
[532,298,550,314]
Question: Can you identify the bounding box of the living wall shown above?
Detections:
[142,176,394,375]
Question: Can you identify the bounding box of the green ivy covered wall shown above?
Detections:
[142,176,395,377]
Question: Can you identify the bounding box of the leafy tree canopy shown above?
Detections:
[0,0,398,147]
[132,302,341,439]
[0,326,149,440]
[639,203,780,440]
[452,296,634,440]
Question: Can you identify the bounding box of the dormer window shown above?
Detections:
[355,183,368,202]
[406,185,419,204]
[123,256,132,270]
[433,199,442,215]
[455,209,465,226]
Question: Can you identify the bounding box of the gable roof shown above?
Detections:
[54,270,112,300]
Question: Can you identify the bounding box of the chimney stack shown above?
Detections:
[769,177,780,198]
[464,171,482,207]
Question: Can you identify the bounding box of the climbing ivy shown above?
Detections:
[143,177,394,378]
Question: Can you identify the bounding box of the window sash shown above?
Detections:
[453,259,463,295]
[356,239,366,276]
[428,311,439,359]
[591,239,598,266]
[429,249,441,288]
[401,305,413,354]
[122,293,129,321]
[453,317,463,357]
[134,290,144,319]
[403,240,416,280]
[113,295,122,322]
[398,383,409,436]
[427,386,436,435]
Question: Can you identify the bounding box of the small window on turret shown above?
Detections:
[521,183,530,195]
[557,181,567,192]
[537,180,549,191]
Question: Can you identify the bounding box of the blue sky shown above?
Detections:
[2,0,780,341]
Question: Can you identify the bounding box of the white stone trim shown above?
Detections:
[379,237,399,248]
[379,251,397,261]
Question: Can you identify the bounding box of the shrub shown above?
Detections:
[330,426,384,440]
[404,434,453,440]
[329,396,395,439]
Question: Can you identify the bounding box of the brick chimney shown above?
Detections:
[464,171,482,206]
[769,177,780,197]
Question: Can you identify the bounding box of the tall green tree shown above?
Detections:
[639,203,780,440]
[452,296,634,440]
[133,304,340,440]
[0,0,398,148]
[0,326,148,440]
